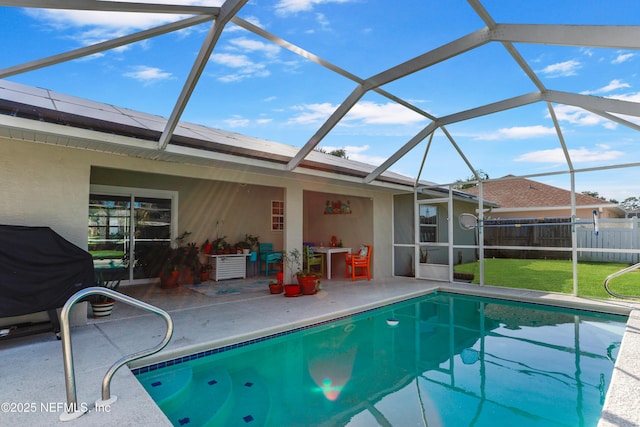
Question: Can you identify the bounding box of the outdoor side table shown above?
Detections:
[207,254,250,281]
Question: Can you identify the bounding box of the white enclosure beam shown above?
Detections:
[365,122,438,183]
[288,28,491,170]
[545,90,640,117]
[232,17,437,121]
[0,16,213,79]
[0,0,220,15]
[159,0,248,150]
[287,85,368,170]
[492,24,640,50]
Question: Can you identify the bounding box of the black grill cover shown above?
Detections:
[0,225,94,317]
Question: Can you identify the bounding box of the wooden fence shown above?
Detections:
[482,217,639,263]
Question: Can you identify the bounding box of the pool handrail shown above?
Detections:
[604,262,640,300]
[58,286,173,422]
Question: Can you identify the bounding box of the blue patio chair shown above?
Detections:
[259,243,282,276]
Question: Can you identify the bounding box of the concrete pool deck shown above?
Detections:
[1,277,639,427]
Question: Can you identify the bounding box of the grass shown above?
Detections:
[453,258,640,300]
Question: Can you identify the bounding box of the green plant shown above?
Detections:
[212,235,228,252]
[283,248,303,283]
[93,270,122,303]
[236,240,251,250]
[184,242,201,273]
[245,234,260,252]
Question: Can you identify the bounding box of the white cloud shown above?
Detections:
[274,0,355,15]
[584,79,631,95]
[224,115,250,128]
[514,146,624,163]
[540,60,581,78]
[288,103,335,125]
[227,37,281,58]
[288,101,427,126]
[316,13,331,31]
[612,52,635,64]
[475,125,556,141]
[320,144,387,165]
[210,52,270,82]
[550,105,605,126]
[123,65,172,84]
[210,36,285,82]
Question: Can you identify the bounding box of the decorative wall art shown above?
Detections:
[324,200,352,214]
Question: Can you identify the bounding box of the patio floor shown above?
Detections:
[1,276,639,426]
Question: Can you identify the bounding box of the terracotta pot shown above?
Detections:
[283,284,301,297]
[160,270,180,288]
[269,283,283,294]
[300,275,319,295]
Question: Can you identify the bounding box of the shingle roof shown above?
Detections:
[464,175,618,209]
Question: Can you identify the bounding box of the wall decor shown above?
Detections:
[324,200,352,214]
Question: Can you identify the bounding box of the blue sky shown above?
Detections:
[2,0,640,202]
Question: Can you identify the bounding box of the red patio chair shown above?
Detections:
[346,245,371,281]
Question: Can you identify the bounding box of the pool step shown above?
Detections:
[161,365,234,426]
[137,365,193,406]
[203,368,271,426]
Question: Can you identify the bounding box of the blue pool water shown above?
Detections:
[133,292,626,426]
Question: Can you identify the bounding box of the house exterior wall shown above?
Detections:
[1,137,396,281]
[0,137,91,248]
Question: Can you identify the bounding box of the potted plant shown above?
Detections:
[182,242,200,285]
[160,247,183,288]
[298,271,320,295]
[91,271,122,317]
[212,236,228,254]
[268,280,283,294]
[282,248,303,296]
[200,263,212,282]
[245,234,260,252]
[236,240,251,254]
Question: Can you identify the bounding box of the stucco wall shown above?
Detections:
[0,138,90,248]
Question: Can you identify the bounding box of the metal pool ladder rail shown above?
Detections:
[58,287,174,422]
[604,262,640,300]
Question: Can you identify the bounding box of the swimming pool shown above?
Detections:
[133,292,626,426]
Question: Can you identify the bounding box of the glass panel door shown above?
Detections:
[417,200,450,281]
[133,196,172,280]
[89,187,176,282]
[88,194,130,269]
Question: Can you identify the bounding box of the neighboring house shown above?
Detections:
[465,176,630,261]
[464,175,626,220]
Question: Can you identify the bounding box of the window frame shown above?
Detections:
[271,199,284,231]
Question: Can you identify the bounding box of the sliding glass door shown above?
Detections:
[89,185,177,282]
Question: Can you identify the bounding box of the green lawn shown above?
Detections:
[453,259,639,300]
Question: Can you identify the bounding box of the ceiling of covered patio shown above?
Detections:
[1,0,639,199]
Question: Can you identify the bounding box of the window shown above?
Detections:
[271,200,284,231]
[419,205,437,242]
[89,185,177,282]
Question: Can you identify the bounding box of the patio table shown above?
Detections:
[311,247,351,280]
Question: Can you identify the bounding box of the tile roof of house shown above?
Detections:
[464,175,618,209]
